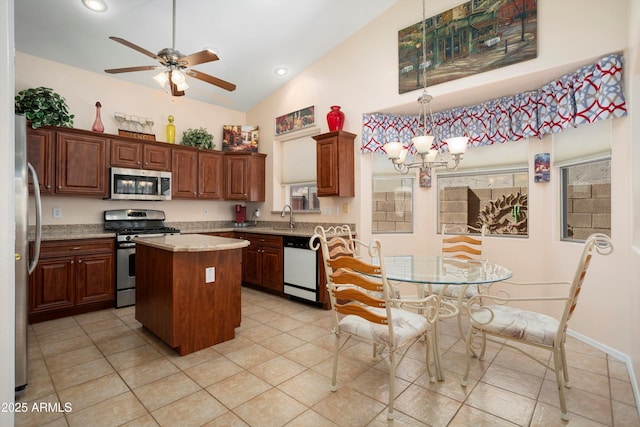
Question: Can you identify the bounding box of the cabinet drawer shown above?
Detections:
[242,233,283,248]
[36,239,115,258]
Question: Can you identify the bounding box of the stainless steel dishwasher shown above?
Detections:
[283,235,319,304]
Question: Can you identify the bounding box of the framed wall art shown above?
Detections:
[222,125,259,152]
[275,106,315,136]
[534,152,550,182]
[398,0,538,93]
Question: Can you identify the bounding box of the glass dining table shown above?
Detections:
[376,256,513,381]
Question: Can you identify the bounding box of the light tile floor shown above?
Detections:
[15,288,640,427]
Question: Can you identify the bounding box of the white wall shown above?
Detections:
[247,0,639,393]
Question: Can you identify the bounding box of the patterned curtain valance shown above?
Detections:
[361,53,627,155]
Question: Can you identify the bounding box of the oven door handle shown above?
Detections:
[118,242,136,249]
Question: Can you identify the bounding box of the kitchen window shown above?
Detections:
[437,169,529,236]
[372,176,414,234]
[288,182,319,211]
[560,158,611,241]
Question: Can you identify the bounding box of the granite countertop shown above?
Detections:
[133,234,250,252]
[33,221,355,241]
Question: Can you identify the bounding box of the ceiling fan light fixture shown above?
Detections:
[176,81,189,91]
[153,71,169,87]
[82,0,107,12]
[171,69,186,84]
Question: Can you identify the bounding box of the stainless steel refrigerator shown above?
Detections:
[14,114,42,393]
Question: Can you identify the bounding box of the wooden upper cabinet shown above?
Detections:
[171,146,198,199]
[55,131,108,197]
[313,130,356,197]
[198,150,223,199]
[111,139,171,171]
[26,127,54,194]
[223,152,266,201]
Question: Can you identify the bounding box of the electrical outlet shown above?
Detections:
[323,207,331,216]
[52,208,62,218]
[203,208,209,216]
[342,203,350,214]
[334,207,340,216]
[205,267,215,283]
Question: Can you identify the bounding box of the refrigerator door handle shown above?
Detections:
[27,162,41,274]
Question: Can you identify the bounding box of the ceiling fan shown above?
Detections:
[104,0,236,96]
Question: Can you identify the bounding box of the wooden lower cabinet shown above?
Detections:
[235,233,283,293]
[29,239,114,323]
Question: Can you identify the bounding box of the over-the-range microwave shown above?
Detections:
[110,167,172,201]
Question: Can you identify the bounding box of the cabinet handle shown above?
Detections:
[70,260,74,264]
[57,186,62,189]
[46,185,51,189]
[144,162,148,165]
[78,259,83,263]
[137,161,141,165]
[70,247,81,250]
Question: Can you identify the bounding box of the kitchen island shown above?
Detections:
[133,234,249,356]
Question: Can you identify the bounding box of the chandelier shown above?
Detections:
[384,0,468,176]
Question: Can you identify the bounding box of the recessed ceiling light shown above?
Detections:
[82,0,107,12]
[274,67,288,77]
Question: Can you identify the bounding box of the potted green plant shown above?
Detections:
[14,87,74,128]
[181,127,215,150]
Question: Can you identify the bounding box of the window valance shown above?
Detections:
[361,53,627,155]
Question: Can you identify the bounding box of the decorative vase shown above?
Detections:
[166,115,176,143]
[326,105,345,131]
[91,101,104,133]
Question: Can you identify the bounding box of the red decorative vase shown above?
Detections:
[326,105,345,131]
[92,101,104,133]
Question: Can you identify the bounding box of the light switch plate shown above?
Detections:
[205,267,215,283]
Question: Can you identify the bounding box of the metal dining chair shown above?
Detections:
[461,233,613,420]
[325,237,437,420]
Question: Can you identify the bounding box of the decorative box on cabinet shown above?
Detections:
[29,238,115,323]
[111,139,171,171]
[313,130,355,197]
[223,152,266,201]
[234,232,283,293]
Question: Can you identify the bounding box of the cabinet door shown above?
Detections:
[316,138,338,196]
[224,155,249,200]
[76,253,114,305]
[27,127,54,194]
[243,245,263,286]
[143,144,171,171]
[110,139,142,168]
[172,147,198,198]
[29,257,75,313]
[56,132,108,196]
[198,151,223,199]
[262,247,284,292]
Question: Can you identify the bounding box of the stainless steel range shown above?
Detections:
[104,209,180,308]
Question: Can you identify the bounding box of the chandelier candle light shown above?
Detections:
[384,0,468,176]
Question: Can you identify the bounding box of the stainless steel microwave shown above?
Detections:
[110,167,172,201]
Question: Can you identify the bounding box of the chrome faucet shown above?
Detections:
[280,204,295,230]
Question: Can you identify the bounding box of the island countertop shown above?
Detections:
[133,234,250,252]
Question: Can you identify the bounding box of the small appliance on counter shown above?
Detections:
[234,204,247,226]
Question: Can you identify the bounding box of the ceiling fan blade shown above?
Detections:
[170,82,185,97]
[105,65,159,74]
[109,36,160,61]
[187,69,236,92]
[180,50,219,67]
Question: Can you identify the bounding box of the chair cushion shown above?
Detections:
[429,284,479,299]
[470,305,559,346]
[338,307,429,348]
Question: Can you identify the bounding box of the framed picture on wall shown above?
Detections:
[222,125,259,152]
[534,152,550,182]
[275,106,315,135]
